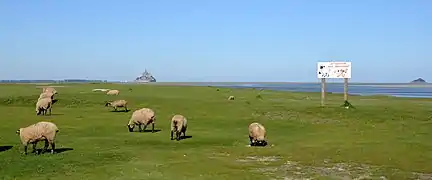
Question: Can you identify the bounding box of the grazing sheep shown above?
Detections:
[38,92,55,100]
[127,108,156,133]
[16,121,59,155]
[248,122,267,146]
[170,114,188,141]
[106,89,120,95]
[105,99,128,112]
[36,98,53,116]
[42,87,57,94]
[228,96,235,100]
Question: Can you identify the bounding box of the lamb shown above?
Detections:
[16,121,59,155]
[228,95,235,100]
[36,97,53,115]
[127,108,156,133]
[38,92,55,100]
[248,122,267,146]
[42,87,57,94]
[170,114,188,141]
[106,89,120,95]
[105,99,128,112]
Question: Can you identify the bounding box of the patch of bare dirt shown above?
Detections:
[237,157,432,180]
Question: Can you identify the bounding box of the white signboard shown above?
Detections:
[317,62,351,79]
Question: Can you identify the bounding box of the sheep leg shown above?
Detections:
[170,130,174,140]
[138,124,143,132]
[124,106,128,112]
[249,136,254,146]
[142,124,148,132]
[50,142,56,154]
[176,131,181,141]
[48,107,52,115]
[114,107,117,111]
[151,123,155,133]
[42,139,49,153]
[23,145,28,155]
[32,142,37,154]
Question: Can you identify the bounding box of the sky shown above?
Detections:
[0,0,431,83]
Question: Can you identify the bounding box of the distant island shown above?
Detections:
[410,78,427,83]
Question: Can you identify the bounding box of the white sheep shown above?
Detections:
[105,99,128,112]
[42,87,57,94]
[248,122,267,146]
[36,98,53,116]
[106,89,120,95]
[127,108,156,133]
[16,121,59,154]
[38,92,55,100]
[170,114,188,141]
[228,96,235,100]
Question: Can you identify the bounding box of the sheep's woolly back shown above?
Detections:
[128,108,155,125]
[106,89,120,95]
[18,121,59,145]
[38,92,54,100]
[36,98,52,112]
[43,87,57,94]
[248,122,266,141]
[171,114,187,131]
[108,99,127,107]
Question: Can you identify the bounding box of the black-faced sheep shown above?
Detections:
[248,122,267,146]
[16,121,59,155]
[170,114,188,141]
[36,98,53,116]
[127,108,156,133]
[105,99,128,112]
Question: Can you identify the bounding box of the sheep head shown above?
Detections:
[127,124,134,132]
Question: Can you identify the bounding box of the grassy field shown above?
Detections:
[0,83,432,180]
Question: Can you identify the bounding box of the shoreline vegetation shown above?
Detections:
[0,83,431,179]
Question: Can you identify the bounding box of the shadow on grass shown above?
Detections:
[35,147,74,154]
[181,135,193,140]
[171,135,193,141]
[129,129,162,133]
[0,146,13,152]
[48,113,64,116]
[110,109,130,112]
[141,129,161,133]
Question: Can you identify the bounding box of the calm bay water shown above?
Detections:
[196,83,432,99]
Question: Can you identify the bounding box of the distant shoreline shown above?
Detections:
[1,81,431,88]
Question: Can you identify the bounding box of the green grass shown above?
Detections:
[1,83,432,179]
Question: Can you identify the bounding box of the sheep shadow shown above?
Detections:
[172,135,193,141]
[141,129,161,133]
[36,147,74,154]
[181,135,193,140]
[0,146,13,152]
[110,109,130,113]
[48,113,64,116]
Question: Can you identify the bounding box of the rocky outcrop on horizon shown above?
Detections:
[410,78,427,83]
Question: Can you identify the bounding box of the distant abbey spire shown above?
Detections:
[134,69,156,82]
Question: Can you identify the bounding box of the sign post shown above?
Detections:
[317,61,352,108]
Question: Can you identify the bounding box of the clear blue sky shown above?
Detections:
[1,0,431,82]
